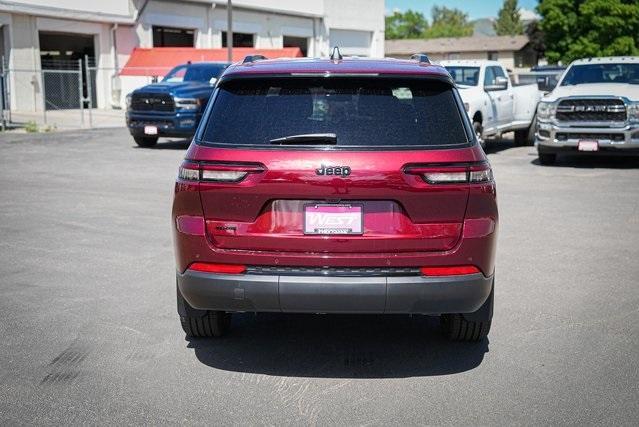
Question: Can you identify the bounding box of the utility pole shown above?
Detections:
[227,0,233,63]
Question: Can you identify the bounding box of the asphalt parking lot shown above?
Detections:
[1,128,638,425]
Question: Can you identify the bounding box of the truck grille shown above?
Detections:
[556,98,626,122]
[130,93,174,112]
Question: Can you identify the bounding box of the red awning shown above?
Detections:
[119,47,303,76]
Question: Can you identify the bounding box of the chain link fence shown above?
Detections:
[0,56,153,131]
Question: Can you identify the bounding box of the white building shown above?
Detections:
[0,0,385,111]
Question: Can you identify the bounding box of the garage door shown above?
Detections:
[329,29,371,56]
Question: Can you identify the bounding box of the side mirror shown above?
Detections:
[209,77,218,86]
[537,76,557,92]
[485,76,509,91]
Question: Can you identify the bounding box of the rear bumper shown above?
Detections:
[177,270,493,315]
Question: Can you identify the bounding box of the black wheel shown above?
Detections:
[473,121,485,149]
[441,282,493,342]
[134,136,158,148]
[514,114,536,146]
[538,153,556,165]
[177,284,231,337]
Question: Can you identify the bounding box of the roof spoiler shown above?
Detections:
[411,53,431,64]
[242,54,267,64]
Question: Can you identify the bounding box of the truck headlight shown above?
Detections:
[537,101,556,121]
[175,97,201,111]
[628,102,639,123]
[125,94,132,109]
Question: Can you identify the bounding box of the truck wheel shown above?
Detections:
[177,284,231,338]
[441,282,493,342]
[134,136,158,148]
[538,153,556,165]
[473,121,485,149]
[514,115,536,147]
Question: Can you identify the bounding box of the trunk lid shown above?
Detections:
[191,146,484,254]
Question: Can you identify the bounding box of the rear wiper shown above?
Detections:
[269,133,337,145]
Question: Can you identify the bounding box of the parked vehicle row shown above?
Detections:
[126,52,636,343]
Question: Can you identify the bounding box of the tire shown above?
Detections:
[177,284,231,338]
[538,153,556,165]
[134,136,158,148]
[441,282,493,342]
[473,121,485,150]
[514,114,537,146]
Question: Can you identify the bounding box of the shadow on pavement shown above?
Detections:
[483,137,520,155]
[186,313,488,378]
[133,139,191,150]
[530,155,639,169]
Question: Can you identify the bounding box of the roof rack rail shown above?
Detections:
[411,53,430,64]
[242,54,267,64]
[329,46,343,61]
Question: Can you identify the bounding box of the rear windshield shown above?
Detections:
[199,77,469,149]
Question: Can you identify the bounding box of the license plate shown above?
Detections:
[578,140,599,151]
[144,125,158,135]
[304,204,363,235]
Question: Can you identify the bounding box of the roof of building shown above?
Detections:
[385,35,530,55]
[120,47,304,76]
[221,57,451,80]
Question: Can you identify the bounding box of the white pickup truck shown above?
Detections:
[440,60,541,147]
[535,56,639,165]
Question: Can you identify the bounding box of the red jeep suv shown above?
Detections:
[172,53,498,342]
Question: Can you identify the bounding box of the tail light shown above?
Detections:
[188,262,247,274]
[404,162,493,184]
[420,265,481,276]
[178,161,265,183]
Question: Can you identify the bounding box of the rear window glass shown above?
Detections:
[200,78,469,149]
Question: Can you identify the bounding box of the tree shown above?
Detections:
[525,21,545,63]
[494,0,524,35]
[385,10,429,40]
[424,6,474,38]
[538,0,639,64]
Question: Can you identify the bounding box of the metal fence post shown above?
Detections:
[84,55,93,128]
[42,69,47,125]
[78,59,84,127]
[0,55,5,131]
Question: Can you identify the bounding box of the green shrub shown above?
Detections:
[25,121,39,133]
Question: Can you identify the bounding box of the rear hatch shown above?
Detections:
[192,75,481,254]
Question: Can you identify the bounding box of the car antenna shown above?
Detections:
[329,46,343,61]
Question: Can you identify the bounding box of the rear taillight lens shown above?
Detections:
[188,262,247,274]
[420,265,481,276]
[201,170,247,182]
[405,162,493,184]
[177,161,265,183]
[178,163,199,180]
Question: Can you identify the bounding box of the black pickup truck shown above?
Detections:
[125,62,229,147]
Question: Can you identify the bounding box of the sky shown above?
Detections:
[385,0,539,20]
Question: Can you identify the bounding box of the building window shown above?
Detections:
[487,51,498,60]
[153,26,194,47]
[222,32,254,48]
[283,36,308,56]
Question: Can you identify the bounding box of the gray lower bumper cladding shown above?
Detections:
[177,270,493,315]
